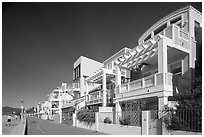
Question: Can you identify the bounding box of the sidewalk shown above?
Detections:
[2,117,21,135]
[27,117,108,135]
[9,118,27,135]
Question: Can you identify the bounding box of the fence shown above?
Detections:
[164,109,202,132]
[151,109,202,132]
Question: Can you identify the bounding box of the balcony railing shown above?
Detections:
[87,98,102,104]
[120,73,173,93]
[67,83,80,90]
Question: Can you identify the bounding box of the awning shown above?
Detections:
[62,97,85,109]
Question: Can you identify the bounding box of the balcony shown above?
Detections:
[67,83,80,91]
[87,98,102,105]
[116,73,173,101]
[87,90,102,105]
[163,24,189,50]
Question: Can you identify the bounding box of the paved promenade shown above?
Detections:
[27,117,108,135]
[2,116,21,135]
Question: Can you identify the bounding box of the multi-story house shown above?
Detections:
[85,47,131,110]
[114,5,202,113]
[84,5,202,117]
[36,5,201,129]
[61,56,103,124]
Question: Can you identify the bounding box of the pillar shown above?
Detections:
[59,108,62,123]
[102,71,107,107]
[116,102,122,112]
[142,111,151,135]
[115,65,121,93]
[158,96,169,135]
[115,102,122,124]
[158,39,168,73]
[158,96,168,114]
[73,113,77,127]
[85,81,89,102]
[95,112,99,132]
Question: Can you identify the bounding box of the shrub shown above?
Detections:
[103,117,112,124]
[77,110,95,125]
[162,106,182,131]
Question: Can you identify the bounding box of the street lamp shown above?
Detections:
[21,100,24,120]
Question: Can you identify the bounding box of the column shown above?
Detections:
[158,96,169,135]
[158,39,168,73]
[59,95,63,123]
[142,111,151,135]
[102,71,107,107]
[115,65,121,93]
[59,108,62,123]
[158,96,168,112]
[115,102,122,124]
[85,81,89,102]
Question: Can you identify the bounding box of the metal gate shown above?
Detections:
[118,101,142,126]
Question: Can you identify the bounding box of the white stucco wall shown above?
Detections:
[73,56,103,96]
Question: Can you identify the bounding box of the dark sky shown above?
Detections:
[2,2,201,108]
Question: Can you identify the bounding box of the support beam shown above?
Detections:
[158,39,168,73]
[102,71,107,107]
[158,96,169,135]
[158,96,168,112]
[85,81,89,103]
[115,102,122,124]
[115,65,121,94]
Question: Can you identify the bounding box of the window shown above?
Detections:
[154,23,167,36]
[170,16,181,24]
[194,21,200,28]
[73,64,81,80]
[144,34,151,42]
[194,21,201,42]
[107,63,112,69]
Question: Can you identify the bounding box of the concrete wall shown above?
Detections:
[76,120,141,135]
[98,123,141,135]
[53,114,60,123]
[80,56,103,77]
[76,120,96,131]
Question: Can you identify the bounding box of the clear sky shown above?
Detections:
[2,2,201,108]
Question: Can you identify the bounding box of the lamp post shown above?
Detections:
[21,100,24,120]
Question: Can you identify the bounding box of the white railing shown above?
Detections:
[87,90,102,105]
[120,72,173,93]
[87,98,102,104]
[66,83,80,90]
